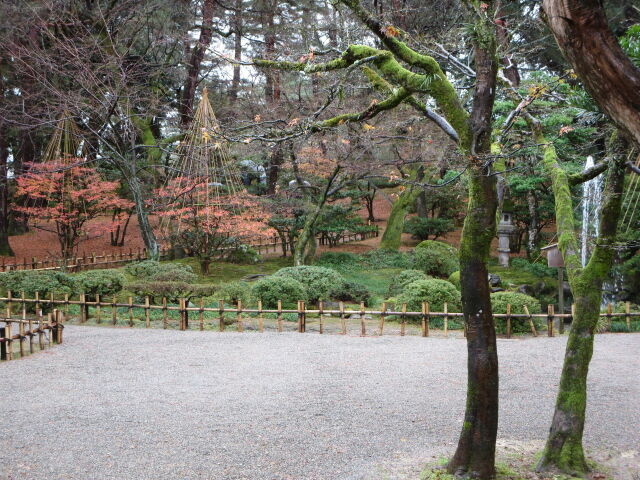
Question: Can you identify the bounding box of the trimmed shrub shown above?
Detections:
[413,240,458,277]
[273,266,345,303]
[252,276,307,309]
[403,217,455,240]
[129,282,215,304]
[511,258,556,278]
[125,260,163,278]
[490,291,542,334]
[125,260,195,281]
[387,269,429,296]
[0,270,76,297]
[448,271,461,289]
[315,252,361,271]
[217,281,252,306]
[360,249,412,269]
[330,280,371,306]
[224,244,260,264]
[395,278,462,314]
[75,269,125,299]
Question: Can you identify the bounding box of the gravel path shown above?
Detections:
[1,327,638,480]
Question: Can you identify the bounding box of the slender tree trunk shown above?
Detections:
[0,116,14,256]
[180,0,216,126]
[229,0,243,101]
[379,188,417,250]
[448,9,499,478]
[127,169,160,258]
[526,189,539,256]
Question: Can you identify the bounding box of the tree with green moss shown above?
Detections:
[255,0,502,476]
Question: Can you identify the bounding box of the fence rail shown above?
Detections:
[2,292,638,346]
[0,228,379,274]
[0,309,63,361]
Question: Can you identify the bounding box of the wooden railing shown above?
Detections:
[2,293,638,343]
[0,228,379,273]
[1,309,64,361]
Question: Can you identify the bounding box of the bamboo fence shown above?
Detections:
[0,301,64,361]
[2,292,638,347]
[0,228,379,274]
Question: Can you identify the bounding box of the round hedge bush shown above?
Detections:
[413,240,458,277]
[125,260,194,281]
[490,291,542,334]
[387,269,429,296]
[273,266,345,303]
[217,281,252,306]
[75,269,126,298]
[447,271,461,289]
[252,276,307,309]
[395,278,462,322]
[330,280,371,306]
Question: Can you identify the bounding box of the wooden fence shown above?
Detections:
[0,308,63,361]
[2,292,638,344]
[0,228,379,274]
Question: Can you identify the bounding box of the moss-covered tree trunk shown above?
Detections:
[532,120,627,475]
[379,187,419,250]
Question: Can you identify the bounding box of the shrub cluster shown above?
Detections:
[511,258,556,278]
[272,266,345,303]
[330,280,371,306]
[413,240,459,277]
[252,276,307,309]
[75,269,126,299]
[403,217,455,241]
[387,269,429,296]
[394,278,462,313]
[447,271,461,289]
[360,249,412,269]
[0,270,77,298]
[490,291,542,334]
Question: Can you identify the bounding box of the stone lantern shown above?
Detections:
[497,212,515,267]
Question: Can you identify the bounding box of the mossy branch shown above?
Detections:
[568,160,609,186]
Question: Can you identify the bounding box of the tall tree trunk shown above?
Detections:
[526,189,538,256]
[533,122,628,475]
[180,0,215,126]
[379,187,418,250]
[229,0,243,101]
[0,121,13,256]
[447,23,499,477]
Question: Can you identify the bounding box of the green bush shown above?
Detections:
[388,269,429,296]
[0,270,77,297]
[75,269,126,299]
[395,278,462,313]
[315,252,361,271]
[252,276,307,309]
[511,258,556,278]
[224,244,260,264]
[128,282,215,303]
[448,271,461,289]
[360,249,412,269]
[403,217,455,240]
[217,281,252,306]
[330,280,371,306]
[490,291,542,334]
[273,266,345,303]
[413,240,459,277]
[125,260,195,281]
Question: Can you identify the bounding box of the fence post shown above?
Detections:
[400,303,406,337]
[606,302,613,331]
[6,322,12,360]
[56,309,64,343]
[318,301,324,334]
[50,310,57,345]
[128,296,134,327]
[219,300,225,332]
[523,305,537,336]
[339,301,346,334]
[626,301,631,331]
[257,300,264,333]
[0,326,6,360]
[111,295,117,325]
[18,318,24,357]
[145,296,151,328]
[64,293,69,315]
[96,294,101,324]
[547,304,554,337]
[162,297,168,329]
[277,300,282,333]
[28,318,34,354]
[199,298,204,331]
[506,304,512,339]
[444,302,449,337]
[297,301,305,333]
[422,302,429,337]
[236,300,243,332]
[46,313,52,347]
[79,292,86,323]
[38,315,44,350]
[360,302,366,337]
[6,290,12,319]
[379,302,386,336]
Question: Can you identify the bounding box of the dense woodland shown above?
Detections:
[1,0,640,478]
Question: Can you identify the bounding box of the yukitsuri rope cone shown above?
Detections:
[155,88,272,272]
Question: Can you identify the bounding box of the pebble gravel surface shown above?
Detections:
[1,327,638,480]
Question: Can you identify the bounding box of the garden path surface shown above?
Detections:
[1,327,638,480]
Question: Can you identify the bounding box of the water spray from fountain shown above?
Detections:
[581,155,604,267]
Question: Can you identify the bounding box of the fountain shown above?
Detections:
[580,156,604,267]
